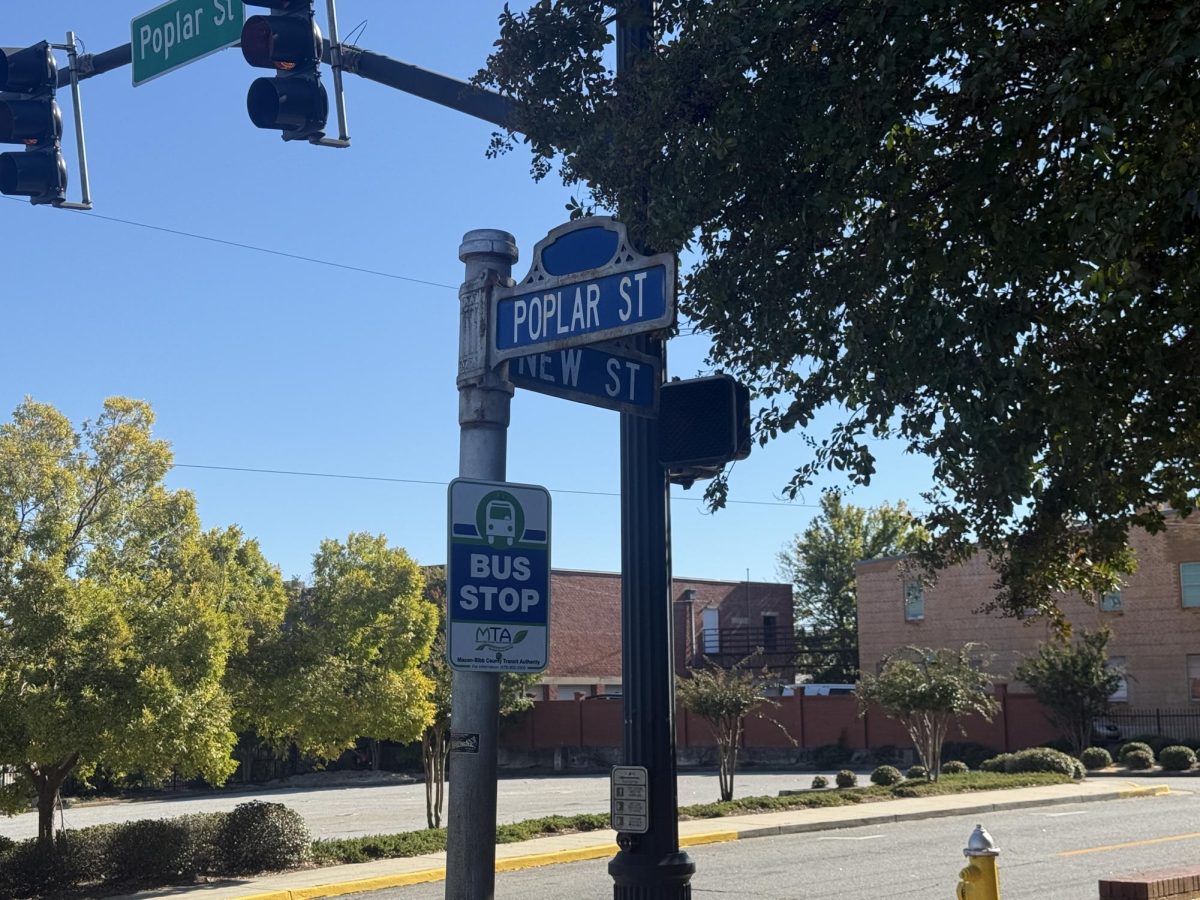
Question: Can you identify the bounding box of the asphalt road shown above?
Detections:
[376,780,1200,899]
[0,770,821,842]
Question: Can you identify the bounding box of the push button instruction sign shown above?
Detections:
[611,766,650,834]
[447,478,550,672]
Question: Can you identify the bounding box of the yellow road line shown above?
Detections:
[1059,831,1200,857]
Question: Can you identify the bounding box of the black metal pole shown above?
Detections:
[608,2,694,897]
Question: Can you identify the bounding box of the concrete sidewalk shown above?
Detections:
[119,781,1170,900]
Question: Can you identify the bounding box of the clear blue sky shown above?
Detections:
[1,1,933,586]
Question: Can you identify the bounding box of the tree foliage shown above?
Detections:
[676,661,786,801]
[477,1,1200,620]
[1014,626,1123,754]
[856,645,998,780]
[0,398,268,845]
[252,534,438,761]
[778,494,927,674]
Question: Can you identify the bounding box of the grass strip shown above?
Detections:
[310,772,1072,865]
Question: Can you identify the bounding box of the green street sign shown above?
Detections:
[131,0,244,86]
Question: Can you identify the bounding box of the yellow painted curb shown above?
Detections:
[496,843,615,872]
[234,867,448,900]
[1116,783,1171,798]
[680,830,739,848]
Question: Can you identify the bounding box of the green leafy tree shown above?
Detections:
[856,645,998,781]
[676,660,786,801]
[778,494,927,677]
[476,1,1200,621]
[1015,627,1124,754]
[254,534,438,762]
[0,398,250,846]
[419,566,533,828]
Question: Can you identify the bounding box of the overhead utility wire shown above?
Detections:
[172,462,817,509]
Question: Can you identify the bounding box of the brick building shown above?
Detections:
[856,517,1200,707]
[536,569,794,700]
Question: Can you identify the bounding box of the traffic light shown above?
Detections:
[242,1,328,141]
[658,374,751,484]
[0,42,66,205]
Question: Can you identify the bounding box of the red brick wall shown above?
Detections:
[856,519,1200,708]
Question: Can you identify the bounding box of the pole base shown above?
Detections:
[609,849,695,900]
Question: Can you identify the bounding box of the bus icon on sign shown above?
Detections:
[485,500,516,546]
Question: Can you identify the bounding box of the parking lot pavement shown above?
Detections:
[0,769,827,842]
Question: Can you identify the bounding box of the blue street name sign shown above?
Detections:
[508,341,660,417]
[490,217,676,365]
[446,478,551,673]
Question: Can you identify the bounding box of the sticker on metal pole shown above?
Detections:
[447,478,551,672]
[611,765,650,834]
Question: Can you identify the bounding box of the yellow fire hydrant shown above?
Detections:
[956,824,1000,900]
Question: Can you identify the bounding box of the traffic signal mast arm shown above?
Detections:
[63,40,518,131]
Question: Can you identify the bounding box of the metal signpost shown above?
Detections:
[131,0,243,86]
[446,477,551,673]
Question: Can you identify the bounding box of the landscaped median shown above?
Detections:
[0,772,1166,899]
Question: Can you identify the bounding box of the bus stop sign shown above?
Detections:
[446,478,551,672]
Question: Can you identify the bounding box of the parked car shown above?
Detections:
[1091,719,1122,743]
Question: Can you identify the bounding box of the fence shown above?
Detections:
[1106,708,1200,742]
[499,688,1061,763]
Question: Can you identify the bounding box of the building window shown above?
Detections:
[701,607,720,654]
[762,613,778,652]
[1100,590,1123,613]
[1182,564,1200,608]
[1190,655,1200,702]
[903,581,924,621]
[1107,657,1128,703]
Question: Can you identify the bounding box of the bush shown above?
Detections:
[1118,741,1154,763]
[834,770,857,788]
[870,765,904,786]
[1004,747,1082,778]
[810,775,829,789]
[979,753,1015,773]
[1124,749,1155,771]
[941,760,969,775]
[941,742,998,770]
[906,765,929,780]
[1079,747,1113,771]
[217,802,311,875]
[1128,734,1175,754]
[103,814,223,884]
[1158,746,1196,772]
[811,743,853,769]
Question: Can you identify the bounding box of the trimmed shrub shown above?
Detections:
[834,770,857,788]
[1158,746,1196,772]
[1117,741,1154,763]
[810,775,829,789]
[1079,747,1113,771]
[979,753,1015,773]
[1128,734,1174,754]
[104,814,223,884]
[1005,747,1081,778]
[942,742,998,770]
[1124,749,1155,771]
[941,760,970,775]
[870,765,904,786]
[217,802,311,876]
[905,765,929,780]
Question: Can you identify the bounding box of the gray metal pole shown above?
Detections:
[445,229,518,900]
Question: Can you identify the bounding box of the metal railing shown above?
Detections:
[691,629,857,681]
[1106,708,1200,742]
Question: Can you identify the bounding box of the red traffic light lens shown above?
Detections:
[241,15,322,70]
[0,44,57,94]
